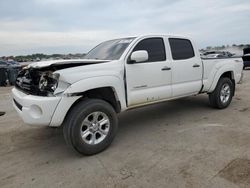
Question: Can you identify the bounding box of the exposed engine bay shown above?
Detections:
[15,60,108,96]
[16,68,59,96]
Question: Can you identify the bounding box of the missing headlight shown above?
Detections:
[38,72,60,94]
[15,68,61,96]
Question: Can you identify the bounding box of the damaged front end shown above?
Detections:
[15,60,109,96]
[15,68,61,96]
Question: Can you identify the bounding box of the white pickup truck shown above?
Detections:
[12,35,243,155]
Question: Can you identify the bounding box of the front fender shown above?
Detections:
[64,75,126,110]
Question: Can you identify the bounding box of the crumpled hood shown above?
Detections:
[24,58,122,85]
[55,59,122,84]
[28,59,110,69]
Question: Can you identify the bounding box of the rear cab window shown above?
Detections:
[169,38,195,60]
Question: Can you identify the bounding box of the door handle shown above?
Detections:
[193,64,200,68]
[161,66,171,71]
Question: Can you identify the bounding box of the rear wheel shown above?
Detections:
[63,99,118,155]
[209,77,234,109]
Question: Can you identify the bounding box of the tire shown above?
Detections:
[63,99,118,155]
[209,77,234,109]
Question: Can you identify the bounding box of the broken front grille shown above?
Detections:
[15,69,43,96]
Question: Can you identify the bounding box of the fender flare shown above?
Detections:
[63,75,127,110]
[208,65,235,93]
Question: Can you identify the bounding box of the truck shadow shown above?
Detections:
[117,95,211,140]
[1,95,211,157]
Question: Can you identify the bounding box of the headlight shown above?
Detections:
[39,72,60,94]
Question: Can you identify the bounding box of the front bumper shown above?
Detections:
[12,87,61,126]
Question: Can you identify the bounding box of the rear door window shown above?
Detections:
[169,38,195,60]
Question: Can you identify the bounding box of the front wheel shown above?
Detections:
[63,99,118,155]
[209,77,234,109]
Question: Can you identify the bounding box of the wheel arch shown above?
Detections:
[208,68,235,94]
[58,86,121,128]
[50,76,126,127]
[68,87,122,113]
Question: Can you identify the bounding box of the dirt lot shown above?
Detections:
[0,71,250,188]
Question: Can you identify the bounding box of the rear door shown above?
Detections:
[125,37,172,106]
[168,38,202,97]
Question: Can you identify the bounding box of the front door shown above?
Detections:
[125,37,172,107]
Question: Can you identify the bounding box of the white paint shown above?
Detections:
[12,35,243,127]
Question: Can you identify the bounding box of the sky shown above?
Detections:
[0,0,250,56]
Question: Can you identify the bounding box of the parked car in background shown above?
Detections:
[0,60,21,68]
[204,54,228,59]
[0,61,8,86]
[243,48,250,69]
[0,60,21,86]
[7,61,21,67]
[0,60,8,68]
[203,51,234,58]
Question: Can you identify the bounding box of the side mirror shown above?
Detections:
[128,50,149,64]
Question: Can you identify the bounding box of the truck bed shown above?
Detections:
[201,57,243,92]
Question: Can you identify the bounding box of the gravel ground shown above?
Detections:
[0,70,250,188]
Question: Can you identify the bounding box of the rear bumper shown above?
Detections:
[12,88,61,126]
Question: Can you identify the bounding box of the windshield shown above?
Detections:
[84,37,135,60]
